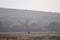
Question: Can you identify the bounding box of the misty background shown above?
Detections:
[0,0,60,13]
[0,8,60,32]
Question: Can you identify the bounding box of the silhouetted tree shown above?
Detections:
[0,16,13,32]
[48,22,60,32]
[31,22,37,32]
[31,22,42,32]
[0,21,3,32]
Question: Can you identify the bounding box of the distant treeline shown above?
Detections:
[0,16,60,32]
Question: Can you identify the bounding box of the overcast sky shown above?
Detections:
[0,0,60,13]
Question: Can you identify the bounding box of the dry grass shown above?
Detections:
[0,32,60,40]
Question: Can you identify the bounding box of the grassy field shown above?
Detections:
[0,32,60,40]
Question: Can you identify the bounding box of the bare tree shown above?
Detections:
[24,17,30,34]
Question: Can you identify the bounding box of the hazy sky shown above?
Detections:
[0,0,60,13]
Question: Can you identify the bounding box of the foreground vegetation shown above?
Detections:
[0,32,60,40]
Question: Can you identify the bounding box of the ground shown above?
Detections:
[0,32,60,40]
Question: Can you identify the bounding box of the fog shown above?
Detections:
[0,8,60,32]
